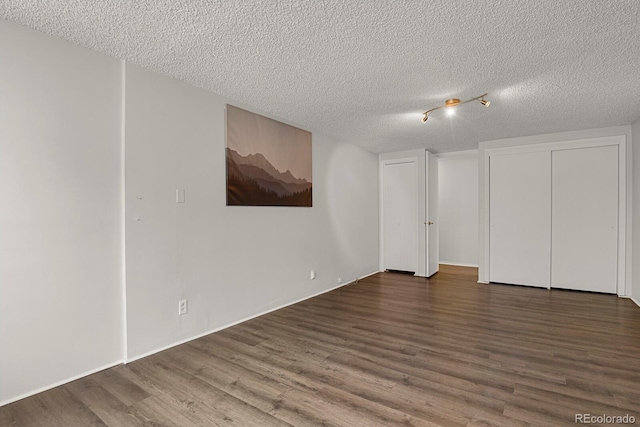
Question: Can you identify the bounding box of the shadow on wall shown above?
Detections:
[326,144,379,268]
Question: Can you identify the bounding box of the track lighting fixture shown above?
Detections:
[421,93,490,123]
[445,98,461,107]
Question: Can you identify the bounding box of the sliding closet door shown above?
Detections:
[551,146,618,293]
[489,151,551,287]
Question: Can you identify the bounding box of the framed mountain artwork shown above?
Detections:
[225,105,312,207]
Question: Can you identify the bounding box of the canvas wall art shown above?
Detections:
[226,105,312,207]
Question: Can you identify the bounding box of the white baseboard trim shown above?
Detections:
[0,360,122,407]
[2,271,383,406]
[628,297,640,308]
[477,280,490,284]
[358,270,381,281]
[439,262,479,268]
[126,270,380,364]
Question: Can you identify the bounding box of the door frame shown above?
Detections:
[425,151,439,277]
[379,150,427,276]
[481,135,627,296]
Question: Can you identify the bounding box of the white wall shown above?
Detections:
[438,152,478,267]
[632,116,640,303]
[0,21,123,404]
[124,64,379,360]
[477,126,633,295]
[0,19,379,404]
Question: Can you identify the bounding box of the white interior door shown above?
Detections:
[383,161,417,272]
[551,146,618,293]
[489,151,551,287]
[426,151,439,277]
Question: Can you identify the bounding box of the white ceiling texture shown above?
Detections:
[2,1,639,153]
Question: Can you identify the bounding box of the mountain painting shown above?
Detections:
[226,105,312,207]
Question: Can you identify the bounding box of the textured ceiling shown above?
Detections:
[2,1,640,153]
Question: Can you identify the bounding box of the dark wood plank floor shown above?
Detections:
[2,265,640,426]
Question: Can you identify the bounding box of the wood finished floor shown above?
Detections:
[2,265,640,426]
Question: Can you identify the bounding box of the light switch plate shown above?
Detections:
[176,189,185,203]
[178,299,187,315]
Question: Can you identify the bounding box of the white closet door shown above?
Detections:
[489,151,551,287]
[551,146,618,293]
[383,161,417,272]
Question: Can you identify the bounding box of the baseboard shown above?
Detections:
[439,262,479,268]
[2,271,382,407]
[358,270,381,281]
[126,270,379,364]
[0,360,122,407]
[477,280,489,284]
[629,297,640,308]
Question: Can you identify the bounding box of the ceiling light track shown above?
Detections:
[421,93,490,123]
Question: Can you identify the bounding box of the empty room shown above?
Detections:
[1,1,640,426]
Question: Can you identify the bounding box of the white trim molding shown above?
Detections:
[440,262,479,268]
[125,270,379,364]
[120,59,128,363]
[0,360,122,407]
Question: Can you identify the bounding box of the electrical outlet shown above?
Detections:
[338,277,343,284]
[178,299,188,315]
[310,270,316,280]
